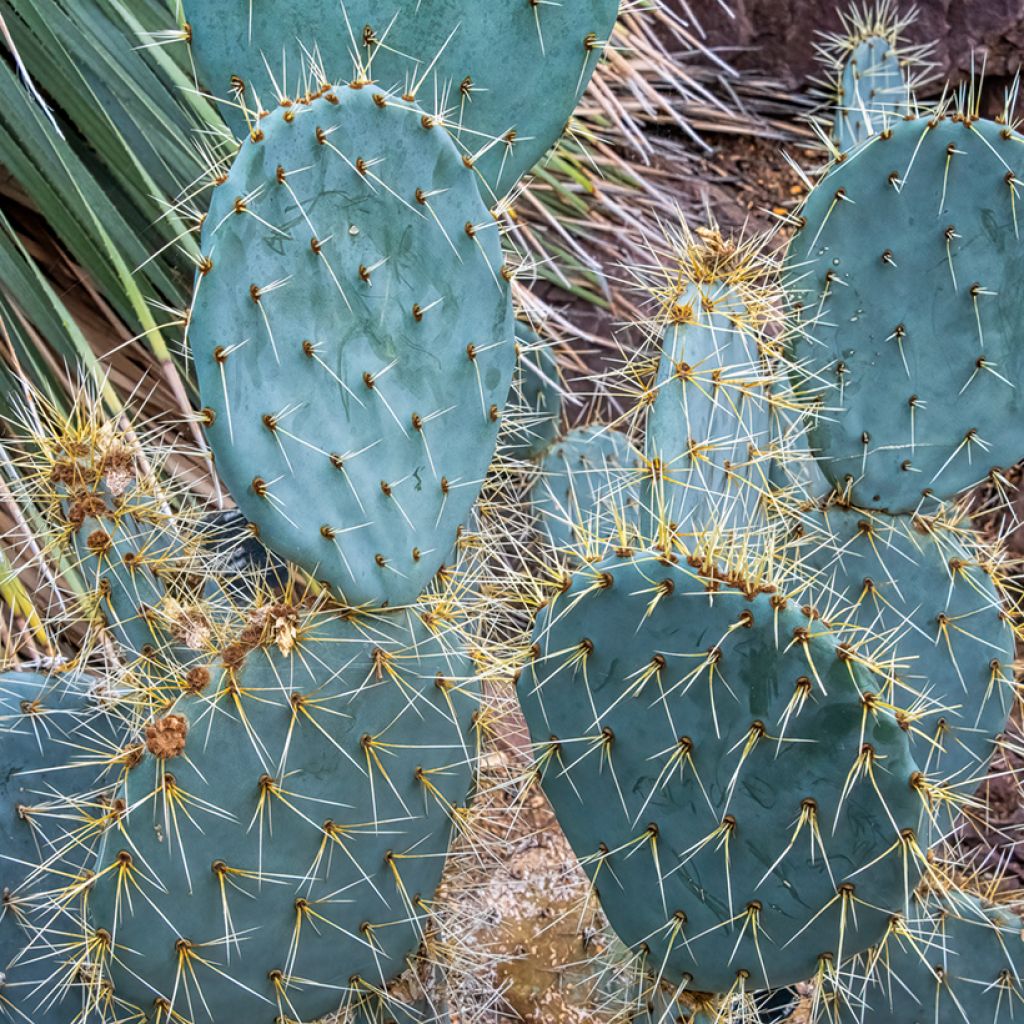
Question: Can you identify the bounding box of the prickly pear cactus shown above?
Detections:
[183,0,620,195]
[86,601,479,1023]
[532,426,640,553]
[1,673,125,1023]
[55,453,212,689]
[189,83,515,610]
[69,496,189,670]
[787,114,1024,512]
[818,0,921,153]
[522,550,923,993]
[780,504,1017,785]
[616,224,803,554]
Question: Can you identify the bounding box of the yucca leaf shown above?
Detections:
[0,0,224,409]
[0,547,48,647]
[0,210,120,415]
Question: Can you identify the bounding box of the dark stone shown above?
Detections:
[700,1,1024,88]
[756,987,800,1022]
[199,509,289,596]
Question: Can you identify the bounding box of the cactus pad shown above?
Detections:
[840,892,1024,1023]
[833,35,908,151]
[190,85,514,609]
[645,282,775,536]
[88,603,477,1023]
[532,426,640,553]
[184,0,619,195]
[1,673,125,1022]
[782,505,1016,784]
[522,551,923,992]
[788,115,1024,512]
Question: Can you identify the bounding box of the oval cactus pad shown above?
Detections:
[190,85,515,608]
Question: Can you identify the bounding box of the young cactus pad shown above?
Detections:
[838,892,1024,1023]
[1,673,125,1022]
[24,411,247,728]
[787,114,1024,513]
[782,505,1017,785]
[189,84,514,609]
[645,281,776,537]
[183,0,619,196]
[522,551,923,993]
[55,455,215,691]
[87,602,478,1023]
[832,34,909,151]
[532,426,640,553]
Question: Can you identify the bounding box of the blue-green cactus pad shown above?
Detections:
[833,36,908,151]
[46,432,232,696]
[532,426,640,553]
[184,0,619,196]
[788,115,1024,512]
[1,673,125,1023]
[645,283,775,535]
[841,892,1024,1023]
[521,551,923,992]
[782,505,1016,784]
[68,498,213,695]
[89,605,477,1023]
[505,329,563,462]
[190,85,514,609]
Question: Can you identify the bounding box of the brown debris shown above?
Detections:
[67,493,109,528]
[98,444,137,495]
[183,666,211,694]
[145,714,188,759]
